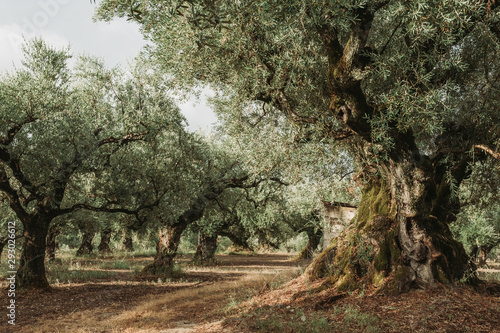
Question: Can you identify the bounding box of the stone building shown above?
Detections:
[322,201,357,249]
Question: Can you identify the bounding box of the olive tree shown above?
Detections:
[96,0,500,292]
[0,39,184,289]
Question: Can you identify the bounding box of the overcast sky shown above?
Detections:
[0,0,217,131]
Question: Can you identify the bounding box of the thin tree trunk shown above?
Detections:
[17,215,51,289]
[45,224,60,262]
[477,245,494,267]
[98,228,112,254]
[193,233,218,265]
[123,228,134,252]
[76,231,95,256]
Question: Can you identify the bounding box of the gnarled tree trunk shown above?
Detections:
[142,181,239,274]
[17,215,51,290]
[98,228,112,254]
[297,228,323,260]
[76,231,95,256]
[193,233,218,265]
[143,224,186,274]
[308,149,473,294]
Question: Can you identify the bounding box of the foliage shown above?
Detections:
[451,158,500,254]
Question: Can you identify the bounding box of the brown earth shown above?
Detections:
[1,254,499,333]
[0,254,304,332]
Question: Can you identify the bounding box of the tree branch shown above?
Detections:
[474,144,500,160]
[0,164,30,222]
[97,131,148,147]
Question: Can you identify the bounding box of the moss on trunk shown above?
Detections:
[307,181,473,294]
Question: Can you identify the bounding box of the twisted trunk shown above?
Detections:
[98,228,112,254]
[383,151,470,290]
[143,224,186,274]
[308,148,473,293]
[193,233,218,265]
[17,215,51,289]
[142,181,239,274]
[76,231,95,256]
[298,228,323,260]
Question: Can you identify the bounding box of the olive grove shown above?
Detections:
[96,0,500,292]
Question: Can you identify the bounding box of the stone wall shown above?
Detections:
[322,201,357,249]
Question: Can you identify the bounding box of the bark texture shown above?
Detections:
[98,228,112,254]
[45,224,60,262]
[143,225,185,274]
[76,231,95,256]
[297,228,323,260]
[0,236,9,261]
[142,177,249,274]
[193,233,218,265]
[17,216,51,290]
[308,174,472,294]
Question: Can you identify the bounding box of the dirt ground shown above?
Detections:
[1,254,499,333]
[0,254,305,333]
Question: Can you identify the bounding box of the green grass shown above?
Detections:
[236,302,381,333]
[46,258,114,284]
[335,305,380,332]
[98,259,133,270]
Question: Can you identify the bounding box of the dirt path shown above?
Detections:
[1,254,306,333]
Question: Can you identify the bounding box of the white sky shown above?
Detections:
[0,0,217,131]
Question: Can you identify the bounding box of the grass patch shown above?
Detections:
[46,261,114,284]
[334,304,380,332]
[98,259,133,270]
